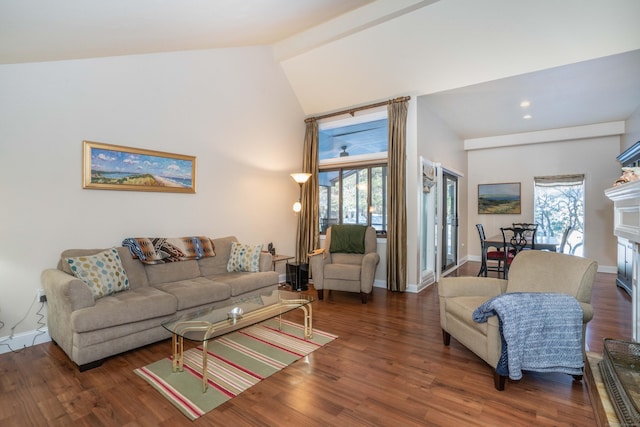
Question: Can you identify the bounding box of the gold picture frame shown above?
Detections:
[82,140,196,193]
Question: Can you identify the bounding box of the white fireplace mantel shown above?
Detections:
[605,180,640,341]
[605,180,640,242]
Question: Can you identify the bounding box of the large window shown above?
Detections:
[533,174,585,256]
[319,165,388,234]
[318,113,388,235]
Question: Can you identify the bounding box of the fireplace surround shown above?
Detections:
[605,180,640,342]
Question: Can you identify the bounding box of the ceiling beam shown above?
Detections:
[273,0,439,61]
[464,121,626,151]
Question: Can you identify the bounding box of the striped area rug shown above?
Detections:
[134,318,337,420]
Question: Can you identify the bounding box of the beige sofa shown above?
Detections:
[41,236,279,371]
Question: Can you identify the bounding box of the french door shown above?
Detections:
[441,171,458,272]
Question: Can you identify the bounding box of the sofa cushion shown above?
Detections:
[198,236,237,276]
[227,242,263,272]
[70,287,177,333]
[145,260,201,285]
[73,316,173,348]
[154,277,232,310]
[65,248,130,300]
[325,263,361,281]
[208,271,279,296]
[331,252,365,266]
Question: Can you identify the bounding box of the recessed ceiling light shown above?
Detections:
[520,100,531,108]
[523,114,532,119]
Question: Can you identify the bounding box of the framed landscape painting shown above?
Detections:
[83,141,196,193]
[478,182,521,214]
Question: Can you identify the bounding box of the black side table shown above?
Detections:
[286,262,309,291]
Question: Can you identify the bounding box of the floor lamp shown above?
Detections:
[291,173,311,214]
[290,173,311,290]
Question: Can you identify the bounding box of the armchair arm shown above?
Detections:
[308,252,326,289]
[580,302,594,323]
[360,252,380,294]
[438,276,507,298]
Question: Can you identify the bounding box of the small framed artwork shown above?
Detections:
[478,182,521,214]
[82,140,196,193]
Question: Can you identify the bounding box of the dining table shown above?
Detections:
[485,233,559,252]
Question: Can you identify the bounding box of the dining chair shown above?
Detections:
[500,227,528,279]
[476,224,505,277]
[512,222,538,249]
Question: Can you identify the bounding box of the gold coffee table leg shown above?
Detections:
[280,299,314,339]
[201,340,209,393]
[298,304,313,339]
[172,333,184,372]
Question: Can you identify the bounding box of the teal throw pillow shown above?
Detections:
[66,248,130,300]
[227,242,263,273]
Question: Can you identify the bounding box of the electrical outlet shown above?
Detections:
[37,288,46,303]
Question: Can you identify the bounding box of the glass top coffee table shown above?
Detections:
[161,289,314,392]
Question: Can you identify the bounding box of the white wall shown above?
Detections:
[466,136,620,270]
[0,46,305,342]
[416,97,468,283]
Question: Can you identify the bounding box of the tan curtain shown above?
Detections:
[297,120,319,264]
[387,100,408,291]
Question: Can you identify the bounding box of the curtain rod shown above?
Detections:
[304,96,411,123]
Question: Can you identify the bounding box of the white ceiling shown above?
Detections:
[0,0,374,64]
[1,0,638,141]
[421,49,640,140]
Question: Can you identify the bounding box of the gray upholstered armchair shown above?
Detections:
[438,250,597,390]
[309,225,379,304]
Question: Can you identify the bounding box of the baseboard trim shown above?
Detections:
[598,265,616,274]
[0,328,50,354]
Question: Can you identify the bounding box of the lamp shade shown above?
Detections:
[291,173,311,184]
[293,201,302,212]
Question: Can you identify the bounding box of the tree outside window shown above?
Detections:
[533,175,585,256]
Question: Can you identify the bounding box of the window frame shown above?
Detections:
[318,162,388,237]
[317,109,389,237]
[533,174,585,256]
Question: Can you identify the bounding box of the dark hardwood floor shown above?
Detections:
[0,261,631,426]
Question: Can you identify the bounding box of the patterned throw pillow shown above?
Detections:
[66,248,130,299]
[226,242,263,273]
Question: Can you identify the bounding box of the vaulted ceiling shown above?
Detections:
[1,0,638,141]
[0,0,374,64]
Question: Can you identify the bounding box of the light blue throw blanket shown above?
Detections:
[472,292,584,380]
